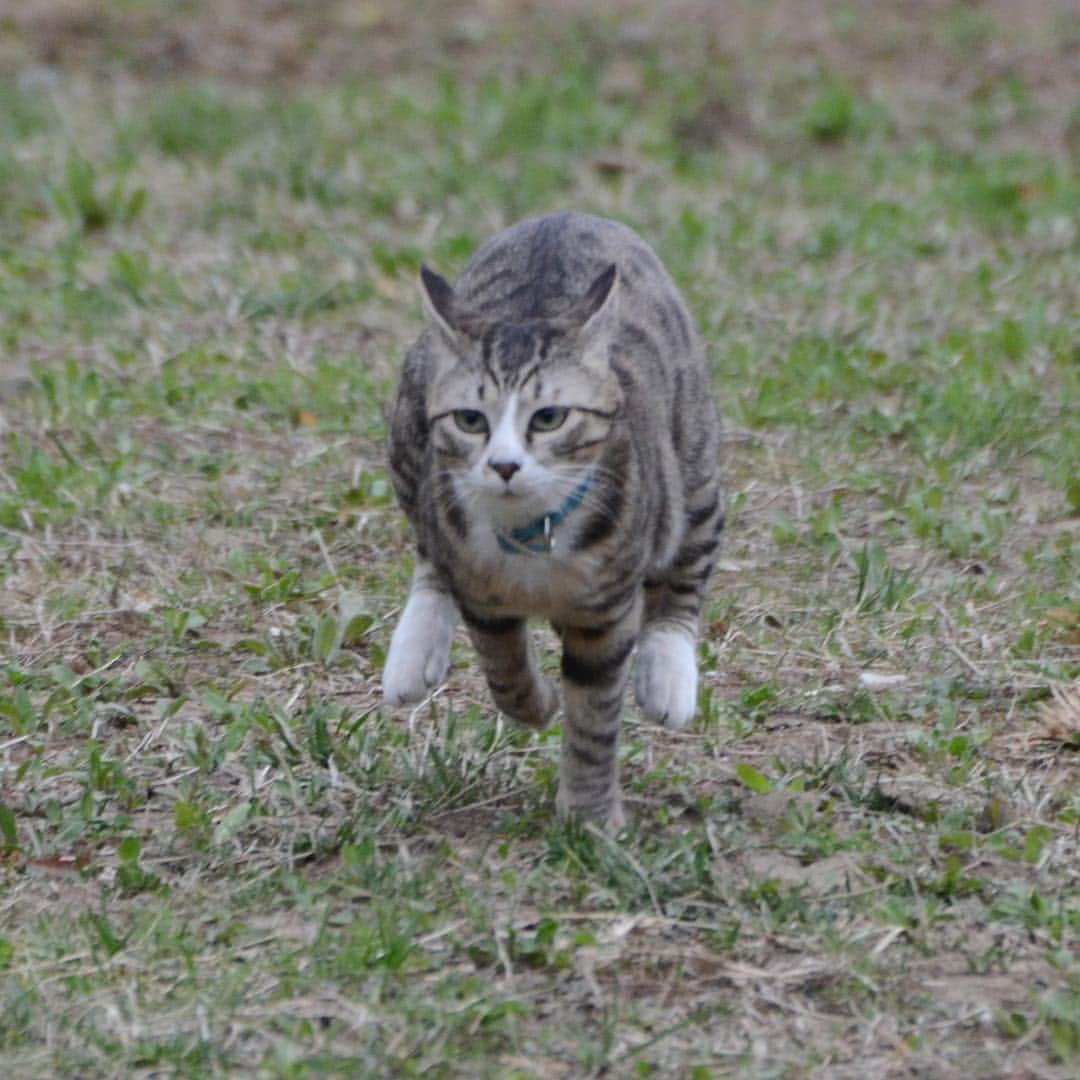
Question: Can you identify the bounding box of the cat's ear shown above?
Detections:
[570,263,619,339]
[568,265,618,376]
[419,265,462,343]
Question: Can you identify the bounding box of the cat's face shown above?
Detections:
[429,354,618,527]
[420,266,622,529]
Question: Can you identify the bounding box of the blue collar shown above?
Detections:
[496,470,595,555]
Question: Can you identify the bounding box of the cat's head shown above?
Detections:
[419,264,623,529]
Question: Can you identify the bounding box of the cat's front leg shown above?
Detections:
[462,609,559,730]
[556,598,642,830]
[383,560,458,706]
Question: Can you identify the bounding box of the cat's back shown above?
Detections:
[455,212,691,337]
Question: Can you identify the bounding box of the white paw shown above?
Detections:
[383,589,457,706]
[634,628,698,729]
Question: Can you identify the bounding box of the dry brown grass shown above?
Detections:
[0,2,1077,1076]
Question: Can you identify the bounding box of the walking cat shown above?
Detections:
[383,212,723,828]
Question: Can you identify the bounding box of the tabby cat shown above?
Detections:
[384,212,723,828]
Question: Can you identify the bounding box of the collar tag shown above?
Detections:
[496,469,594,556]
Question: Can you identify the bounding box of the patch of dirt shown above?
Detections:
[740,848,866,892]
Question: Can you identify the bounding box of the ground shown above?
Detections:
[0,1,1077,1076]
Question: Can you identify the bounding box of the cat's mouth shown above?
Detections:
[478,477,529,501]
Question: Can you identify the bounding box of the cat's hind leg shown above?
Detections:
[635,626,698,730]
[635,479,724,729]
[383,560,458,706]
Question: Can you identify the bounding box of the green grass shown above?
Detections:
[1,2,1078,1076]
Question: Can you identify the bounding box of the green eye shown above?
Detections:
[453,409,488,435]
[530,406,569,433]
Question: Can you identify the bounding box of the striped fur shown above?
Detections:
[384,212,723,828]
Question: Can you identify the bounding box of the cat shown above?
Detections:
[383,211,723,829]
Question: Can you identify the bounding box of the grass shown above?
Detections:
[1,1,1078,1075]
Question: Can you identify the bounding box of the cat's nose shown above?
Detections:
[489,460,520,483]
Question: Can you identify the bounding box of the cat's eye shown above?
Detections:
[529,406,569,433]
[453,409,488,435]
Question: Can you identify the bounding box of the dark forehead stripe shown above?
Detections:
[479,323,500,383]
[488,322,561,386]
[517,323,561,390]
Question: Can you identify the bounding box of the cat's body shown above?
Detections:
[384,212,723,827]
